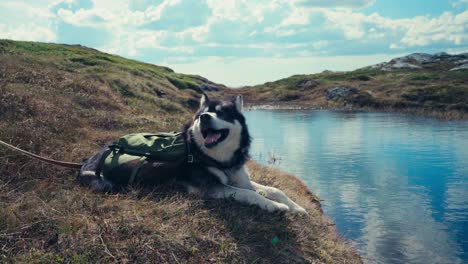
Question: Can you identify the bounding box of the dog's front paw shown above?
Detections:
[268,202,290,213]
[291,206,308,216]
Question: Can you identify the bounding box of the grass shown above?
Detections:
[0,40,361,263]
[237,62,468,119]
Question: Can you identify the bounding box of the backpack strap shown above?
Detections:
[128,156,147,184]
[94,145,116,178]
[185,139,194,164]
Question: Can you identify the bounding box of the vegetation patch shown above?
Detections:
[69,57,101,66]
[408,73,440,81]
[167,76,202,92]
[109,79,135,97]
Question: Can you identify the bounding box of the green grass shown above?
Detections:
[238,59,468,119]
[408,72,440,81]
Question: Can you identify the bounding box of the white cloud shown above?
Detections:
[447,46,468,54]
[163,53,403,87]
[206,0,279,22]
[451,0,468,8]
[281,6,310,26]
[0,1,57,42]
[145,0,181,21]
[0,24,56,42]
[55,0,187,29]
[322,9,468,47]
[54,0,189,56]
[295,0,375,9]
[323,10,367,39]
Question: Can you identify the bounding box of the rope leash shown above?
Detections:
[0,139,82,169]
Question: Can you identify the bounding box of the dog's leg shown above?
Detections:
[227,167,306,214]
[208,185,290,213]
[227,166,254,190]
[251,181,307,215]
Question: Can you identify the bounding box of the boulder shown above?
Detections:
[297,79,319,89]
[369,52,468,71]
[391,62,422,69]
[449,64,468,71]
[326,87,356,100]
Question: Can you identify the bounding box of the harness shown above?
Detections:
[94,132,196,185]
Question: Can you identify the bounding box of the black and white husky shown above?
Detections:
[79,94,307,214]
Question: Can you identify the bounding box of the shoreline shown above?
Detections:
[245,103,468,120]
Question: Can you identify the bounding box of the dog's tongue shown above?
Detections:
[205,132,221,145]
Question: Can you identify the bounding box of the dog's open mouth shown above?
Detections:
[201,128,229,148]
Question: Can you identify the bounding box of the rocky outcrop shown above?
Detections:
[450,64,468,71]
[370,52,468,71]
[191,75,227,91]
[297,79,319,89]
[326,87,357,100]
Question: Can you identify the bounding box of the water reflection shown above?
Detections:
[245,110,468,264]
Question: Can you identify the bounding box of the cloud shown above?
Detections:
[0,1,57,42]
[295,0,375,8]
[451,0,468,8]
[322,9,468,47]
[162,53,402,87]
[401,11,468,46]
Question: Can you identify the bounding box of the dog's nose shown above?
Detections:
[200,113,211,124]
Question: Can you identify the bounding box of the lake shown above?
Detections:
[244,110,468,264]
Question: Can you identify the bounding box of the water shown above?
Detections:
[244,110,468,264]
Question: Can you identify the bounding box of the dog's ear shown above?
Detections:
[200,94,209,108]
[234,95,243,112]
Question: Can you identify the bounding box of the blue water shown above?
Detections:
[244,110,468,264]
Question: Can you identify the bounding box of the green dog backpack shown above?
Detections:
[95,132,192,185]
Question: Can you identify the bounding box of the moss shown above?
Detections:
[167,76,202,92]
[408,73,440,81]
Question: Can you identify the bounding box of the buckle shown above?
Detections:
[187,154,194,163]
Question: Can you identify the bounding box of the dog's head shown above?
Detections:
[188,94,250,164]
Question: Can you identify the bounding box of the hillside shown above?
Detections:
[238,52,468,119]
[0,40,360,263]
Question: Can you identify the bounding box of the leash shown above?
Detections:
[0,139,82,170]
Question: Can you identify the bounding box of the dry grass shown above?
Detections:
[235,67,468,120]
[0,40,361,263]
[0,162,361,263]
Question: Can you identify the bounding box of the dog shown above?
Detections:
[78,94,307,214]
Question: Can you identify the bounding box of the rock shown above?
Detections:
[326,87,356,100]
[405,53,434,64]
[455,59,468,65]
[449,64,468,71]
[369,52,468,71]
[433,52,449,57]
[200,84,220,91]
[297,79,319,89]
[391,62,422,69]
[153,89,166,97]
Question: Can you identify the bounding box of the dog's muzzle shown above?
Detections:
[199,114,229,148]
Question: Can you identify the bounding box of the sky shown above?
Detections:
[0,0,467,87]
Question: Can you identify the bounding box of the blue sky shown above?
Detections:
[1,0,467,86]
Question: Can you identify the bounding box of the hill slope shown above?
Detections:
[0,40,360,263]
[239,52,468,119]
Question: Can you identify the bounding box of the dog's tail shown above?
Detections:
[0,139,82,170]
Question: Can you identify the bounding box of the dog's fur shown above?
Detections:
[78,94,306,214]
